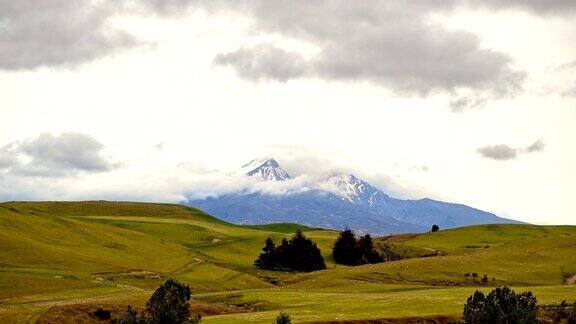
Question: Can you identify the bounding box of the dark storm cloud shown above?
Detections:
[0,133,117,177]
[477,140,545,161]
[0,0,137,70]
[211,0,525,96]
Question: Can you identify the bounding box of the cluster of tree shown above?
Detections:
[463,287,537,324]
[464,272,495,286]
[120,279,201,324]
[254,230,326,272]
[332,229,384,266]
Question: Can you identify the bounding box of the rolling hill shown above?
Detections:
[0,201,574,323]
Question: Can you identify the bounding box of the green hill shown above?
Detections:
[0,201,575,323]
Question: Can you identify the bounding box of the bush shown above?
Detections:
[254,230,326,272]
[332,229,384,266]
[275,312,292,324]
[463,287,537,324]
[121,279,201,324]
[431,224,440,232]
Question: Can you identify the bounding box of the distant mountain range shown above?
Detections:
[185,159,520,234]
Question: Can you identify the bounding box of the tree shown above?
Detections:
[332,228,360,265]
[254,231,326,272]
[358,234,384,264]
[282,230,326,272]
[254,237,277,269]
[431,224,440,232]
[463,287,537,324]
[144,279,201,324]
[120,280,201,324]
[275,312,292,324]
[332,229,385,266]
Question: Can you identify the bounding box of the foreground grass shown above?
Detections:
[1,201,575,323]
[200,286,576,324]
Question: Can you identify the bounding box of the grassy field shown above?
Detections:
[0,201,575,323]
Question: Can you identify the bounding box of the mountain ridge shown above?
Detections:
[185,158,521,234]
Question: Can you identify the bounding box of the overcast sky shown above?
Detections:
[1,0,575,225]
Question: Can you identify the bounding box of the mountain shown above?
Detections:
[241,158,292,181]
[185,159,520,234]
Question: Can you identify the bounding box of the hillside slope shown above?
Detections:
[0,201,574,324]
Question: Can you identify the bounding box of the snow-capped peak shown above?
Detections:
[242,158,292,181]
[324,173,386,206]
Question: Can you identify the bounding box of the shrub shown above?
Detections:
[463,287,537,324]
[431,224,440,232]
[275,312,292,324]
[255,230,326,272]
[93,308,111,320]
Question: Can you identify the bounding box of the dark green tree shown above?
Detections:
[358,234,384,264]
[254,231,326,272]
[254,237,277,269]
[281,230,326,272]
[463,287,537,324]
[431,224,440,232]
[332,228,360,265]
[144,279,201,324]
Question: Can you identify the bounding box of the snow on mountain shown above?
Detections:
[324,173,382,205]
[185,158,521,234]
[242,158,292,181]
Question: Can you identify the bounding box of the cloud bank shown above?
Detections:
[212,1,525,99]
[0,0,139,70]
[0,133,118,177]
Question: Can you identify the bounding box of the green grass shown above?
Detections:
[1,201,575,323]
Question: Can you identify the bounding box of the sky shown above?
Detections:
[0,0,575,225]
